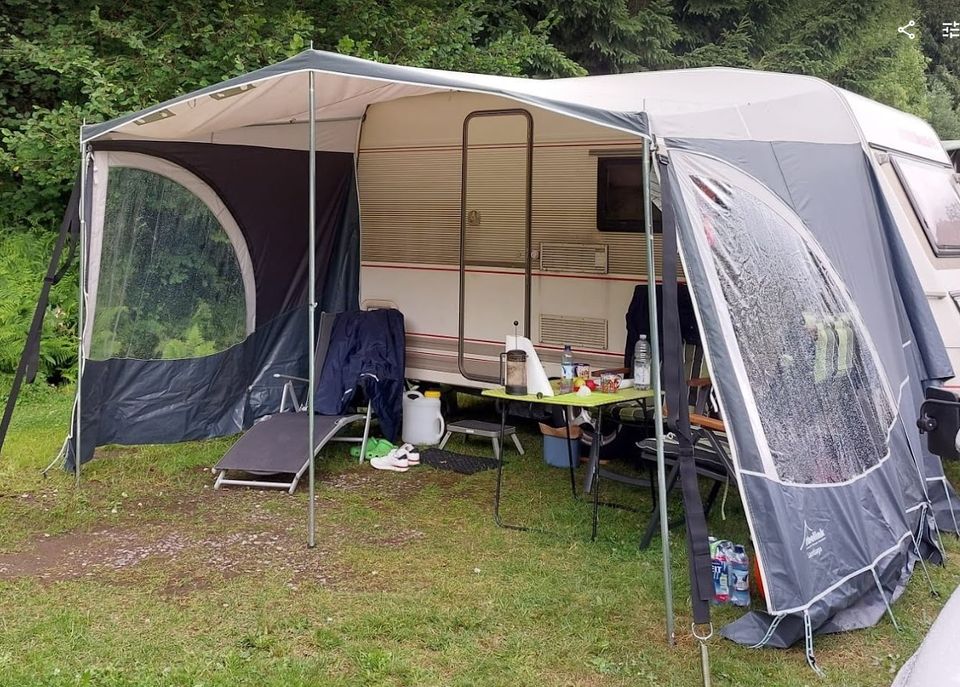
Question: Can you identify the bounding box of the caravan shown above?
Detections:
[843,90,960,388]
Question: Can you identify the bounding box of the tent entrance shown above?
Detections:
[458,109,533,382]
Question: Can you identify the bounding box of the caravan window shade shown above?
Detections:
[890,155,960,256]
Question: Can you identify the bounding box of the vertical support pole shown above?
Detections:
[644,137,674,644]
[76,132,87,487]
[307,71,317,548]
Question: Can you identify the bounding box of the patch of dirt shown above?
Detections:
[0,519,344,597]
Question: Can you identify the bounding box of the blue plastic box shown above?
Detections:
[543,434,580,468]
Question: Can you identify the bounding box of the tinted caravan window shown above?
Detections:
[597,157,662,232]
[891,155,960,256]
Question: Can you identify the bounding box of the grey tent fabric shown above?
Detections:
[660,140,936,648]
[81,50,648,145]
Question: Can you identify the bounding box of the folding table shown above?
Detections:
[481,385,656,533]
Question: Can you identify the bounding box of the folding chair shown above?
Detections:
[212,311,382,493]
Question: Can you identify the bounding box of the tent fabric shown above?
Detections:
[313,308,406,442]
[67,307,308,469]
[660,140,934,646]
[81,50,649,148]
[91,141,355,324]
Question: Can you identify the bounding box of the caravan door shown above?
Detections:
[458,110,533,382]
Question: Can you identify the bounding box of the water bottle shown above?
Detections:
[634,335,651,390]
[729,545,751,607]
[709,538,730,604]
[560,345,575,393]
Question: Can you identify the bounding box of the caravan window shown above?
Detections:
[596,157,662,232]
[890,155,960,256]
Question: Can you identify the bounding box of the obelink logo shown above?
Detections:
[801,520,826,559]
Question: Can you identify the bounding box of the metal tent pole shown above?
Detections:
[307,70,317,548]
[644,137,674,644]
[76,131,87,487]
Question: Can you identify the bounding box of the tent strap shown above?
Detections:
[0,178,80,458]
[660,158,714,628]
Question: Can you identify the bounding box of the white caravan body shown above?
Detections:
[357,92,665,387]
[843,90,960,387]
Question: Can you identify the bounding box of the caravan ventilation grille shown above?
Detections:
[539,315,608,350]
[539,243,608,274]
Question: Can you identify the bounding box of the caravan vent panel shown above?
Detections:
[539,243,609,274]
[539,314,608,350]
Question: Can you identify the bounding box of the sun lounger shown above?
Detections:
[212,310,401,492]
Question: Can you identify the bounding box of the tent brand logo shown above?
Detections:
[801,520,826,558]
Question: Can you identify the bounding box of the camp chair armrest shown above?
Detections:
[690,412,725,433]
[688,377,712,388]
[359,372,380,382]
[273,373,309,383]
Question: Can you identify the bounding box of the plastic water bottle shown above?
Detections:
[560,344,575,393]
[710,538,730,605]
[729,545,751,607]
[634,335,651,390]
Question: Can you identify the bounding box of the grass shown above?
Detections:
[0,384,958,686]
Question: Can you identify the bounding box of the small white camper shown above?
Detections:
[842,90,960,387]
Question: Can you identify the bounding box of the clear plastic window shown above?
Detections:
[89,167,246,360]
[677,159,895,484]
[891,156,960,256]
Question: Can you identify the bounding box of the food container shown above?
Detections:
[600,372,622,393]
[575,363,591,379]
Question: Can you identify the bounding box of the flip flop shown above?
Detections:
[351,438,395,459]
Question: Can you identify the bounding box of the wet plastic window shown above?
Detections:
[891,155,960,256]
[674,154,896,484]
[89,167,247,360]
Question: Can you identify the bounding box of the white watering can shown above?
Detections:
[401,390,445,446]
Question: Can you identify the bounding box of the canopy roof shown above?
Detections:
[81,49,864,150]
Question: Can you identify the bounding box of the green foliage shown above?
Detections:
[0,231,76,382]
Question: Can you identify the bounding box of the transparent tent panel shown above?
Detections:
[89,167,246,360]
[674,154,896,485]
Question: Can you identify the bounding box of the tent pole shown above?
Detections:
[307,70,317,548]
[645,137,674,645]
[76,129,86,487]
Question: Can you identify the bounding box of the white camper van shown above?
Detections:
[842,91,960,388]
[357,92,666,388]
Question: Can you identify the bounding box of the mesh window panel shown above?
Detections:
[90,167,246,360]
[675,156,896,485]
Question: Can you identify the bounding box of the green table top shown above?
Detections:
[481,384,655,407]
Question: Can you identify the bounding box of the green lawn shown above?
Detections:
[0,385,958,686]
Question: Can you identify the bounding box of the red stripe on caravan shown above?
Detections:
[407,331,621,357]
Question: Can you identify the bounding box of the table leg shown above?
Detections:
[563,406,577,498]
[591,408,603,541]
[583,409,603,495]
[494,402,507,528]
[492,401,531,532]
